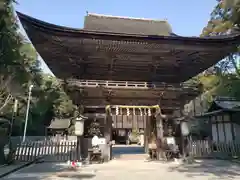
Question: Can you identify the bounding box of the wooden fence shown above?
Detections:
[188,140,240,159]
[14,140,78,162]
[16,138,240,162]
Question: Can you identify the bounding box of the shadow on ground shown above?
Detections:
[168,159,240,179]
[56,171,95,179]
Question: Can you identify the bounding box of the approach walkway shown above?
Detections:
[3,159,240,180]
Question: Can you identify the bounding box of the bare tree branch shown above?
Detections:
[0,93,12,112]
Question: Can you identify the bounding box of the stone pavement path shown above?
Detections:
[3,159,240,180]
[83,159,240,180]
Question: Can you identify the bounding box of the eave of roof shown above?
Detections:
[17,12,240,43]
[195,108,240,117]
[17,12,240,83]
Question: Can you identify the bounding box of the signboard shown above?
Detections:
[98,138,106,145]
[166,137,175,145]
[92,135,99,146]
[91,136,106,146]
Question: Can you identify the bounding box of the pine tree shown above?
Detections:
[87,118,103,137]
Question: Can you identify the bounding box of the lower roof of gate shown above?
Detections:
[65,85,198,110]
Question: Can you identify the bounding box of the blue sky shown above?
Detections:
[15,0,218,74]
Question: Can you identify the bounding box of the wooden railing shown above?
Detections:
[62,79,198,90]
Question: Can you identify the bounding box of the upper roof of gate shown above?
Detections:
[84,13,173,36]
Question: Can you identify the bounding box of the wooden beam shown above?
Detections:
[107,54,116,77]
[84,105,180,111]
[82,96,180,102]
[156,113,164,160]
[79,63,88,79]
[104,109,112,161]
[80,98,181,108]
[84,113,106,118]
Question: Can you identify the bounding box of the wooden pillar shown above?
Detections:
[230,113,235,141]
[178,100,185,157]
[156,112,164,160]
[144,115,147,153]
[144,115,150,153]
[103,112,112,162]
[80,136,87,159]
[208,116,213,141]
[179,97,189,158]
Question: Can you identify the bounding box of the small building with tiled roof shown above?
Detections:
[47,118,71,136]
[193,97,240,143]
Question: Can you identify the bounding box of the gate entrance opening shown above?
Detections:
[83,105,167,160]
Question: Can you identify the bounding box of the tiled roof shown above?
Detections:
[84,13,173,36]
[48,118,71,129]
[207,96,240,112]
[214,100,240,110]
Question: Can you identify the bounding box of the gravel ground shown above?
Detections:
[3,159,240,180]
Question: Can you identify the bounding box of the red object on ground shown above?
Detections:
[71,161,76,167]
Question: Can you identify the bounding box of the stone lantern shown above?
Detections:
[75,115,87,136]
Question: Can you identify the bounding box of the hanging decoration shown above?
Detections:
[116,106,119,115]
[139,108,143,116]
[144,108,147,116]
[106,105,161,116]
[127,108,130,116]
[148,108,151,116]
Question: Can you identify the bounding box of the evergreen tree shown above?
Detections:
[87,118,103,137]
[0,0,77,135]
